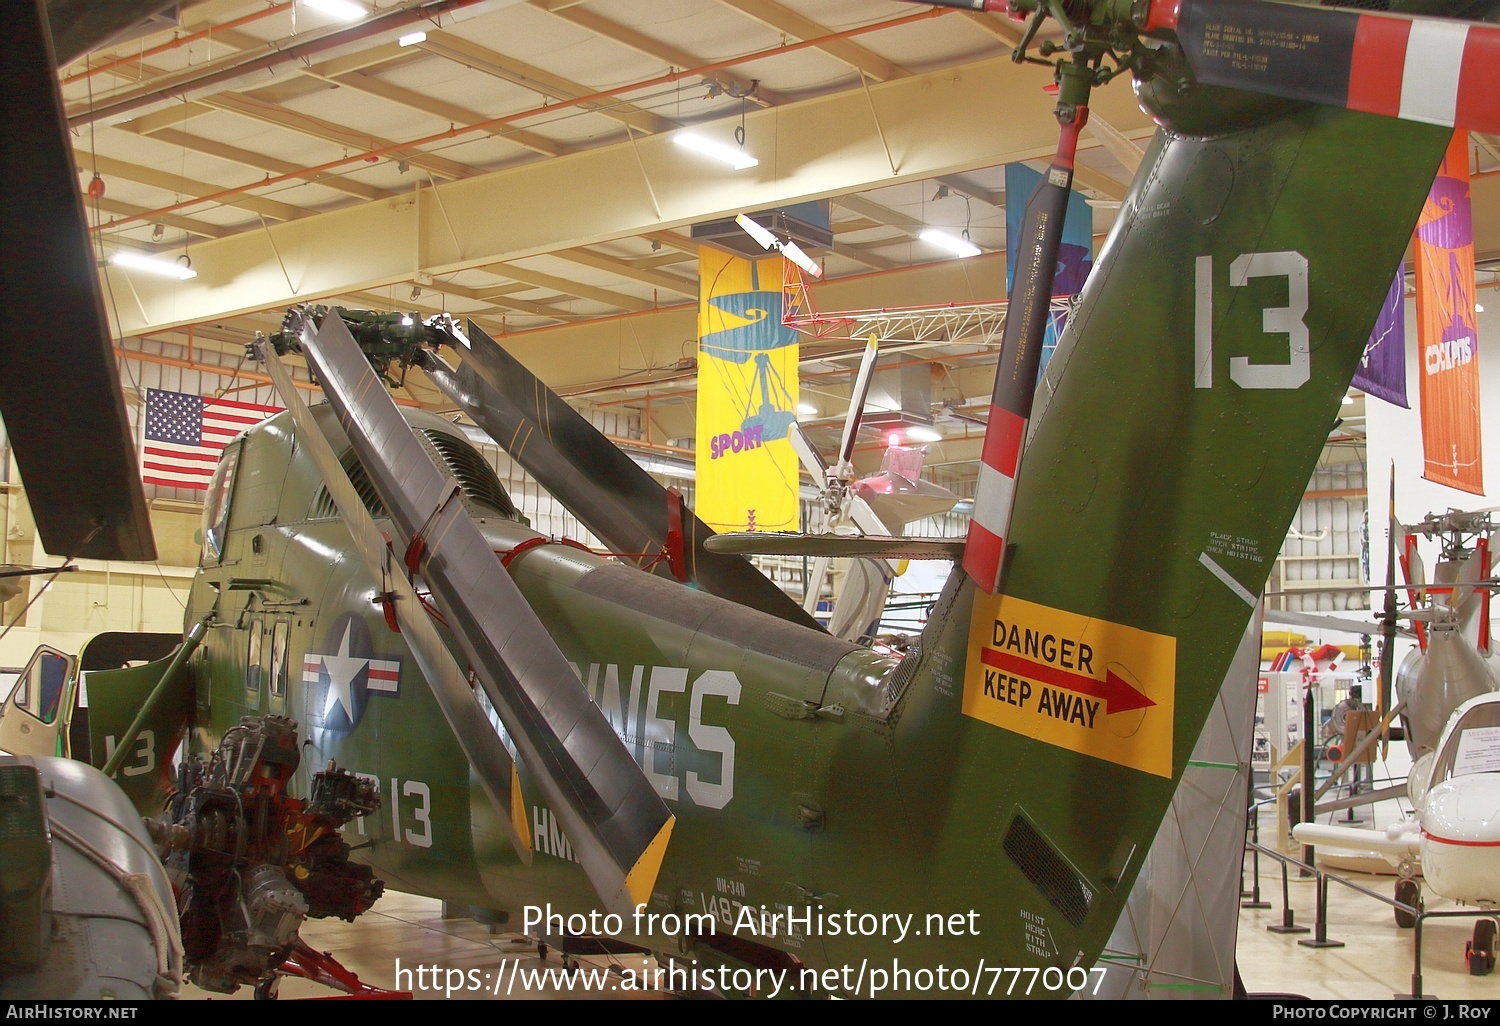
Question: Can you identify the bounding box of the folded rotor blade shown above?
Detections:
[254,337,531,865]
[419,322,824,632]
[1141,0,1498,135]
[0,0,155,561]
[291,308,674,916]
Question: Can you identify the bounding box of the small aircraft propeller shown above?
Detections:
[790,337,958,638]
[734,213,824,280]
[792,337,890,622]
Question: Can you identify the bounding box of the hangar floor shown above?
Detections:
[180,812,1498,1002]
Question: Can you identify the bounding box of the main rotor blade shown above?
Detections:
[708,534,965,560]
[1142,0,1498,135]
[419,322,824,632]
[292,308,674,916]
[254,338,531,865]
[0,0,155,561]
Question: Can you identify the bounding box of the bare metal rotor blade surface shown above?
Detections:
[296,309,673,915]
[707,534,965,560]
[254,338,531,864]
[0,0,155,561]
[420,322,823,631]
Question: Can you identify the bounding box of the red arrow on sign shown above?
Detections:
[980,647,1156,714]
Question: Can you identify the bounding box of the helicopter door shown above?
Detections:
[0,646,78,757]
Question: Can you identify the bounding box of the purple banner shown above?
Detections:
[1353,269,1409,408]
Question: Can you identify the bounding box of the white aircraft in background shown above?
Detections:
[1294,691,1500,976]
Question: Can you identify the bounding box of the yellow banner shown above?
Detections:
[964,594,1176,778]
[695,247,800,532]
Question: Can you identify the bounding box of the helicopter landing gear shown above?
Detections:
[1394,877,1421,929]
[1466,919,1497,976]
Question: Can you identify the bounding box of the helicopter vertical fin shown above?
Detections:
[417,324,824,631]
[289,309,672,915]
[253,338,532,864]
[936,103,1452,965]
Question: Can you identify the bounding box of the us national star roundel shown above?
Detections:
[302,613,401,734]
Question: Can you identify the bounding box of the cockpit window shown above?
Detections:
[202,441,241,564]
[1431,701,1500,783]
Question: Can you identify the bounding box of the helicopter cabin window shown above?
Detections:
[202,441,242,564]
[1431,700,1500,783]
[245,617,265,703]
[9,649,69,725]
[268,619,290,709]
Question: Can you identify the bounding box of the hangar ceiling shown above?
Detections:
[67,0,1500,479]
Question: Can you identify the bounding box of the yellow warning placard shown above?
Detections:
[964,593,1176,778]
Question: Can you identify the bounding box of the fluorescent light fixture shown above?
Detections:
[399,30,427,46]
[796,401,818,416]
[919,228,981,258]
[109,250,197,279]
[905,425,942,442]
[674,131,757,170]
[302,0,367,20]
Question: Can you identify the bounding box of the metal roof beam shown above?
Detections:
[129,126,394,202]
[82,153,308,222]
[416,31,674,137]
[103,54,1158,335]
[556,249,698,297]
[713,0,908,82]
[530,1,783,108]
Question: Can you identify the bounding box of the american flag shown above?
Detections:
[141,388,283,491]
